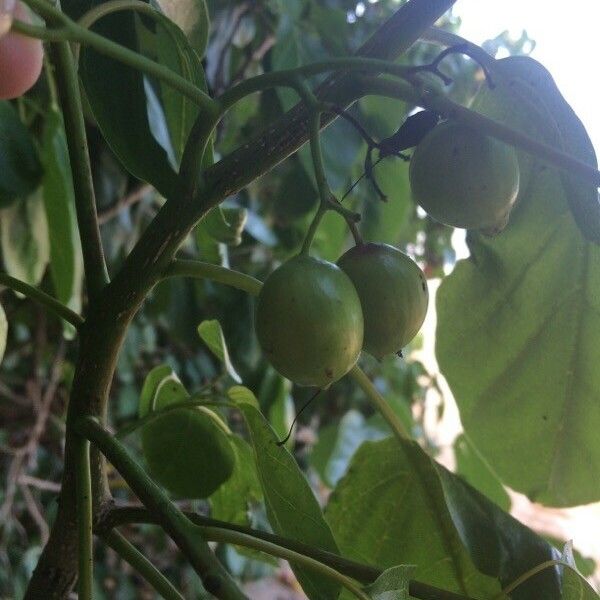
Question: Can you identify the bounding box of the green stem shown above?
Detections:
[77,0,158,30]
[300,206,327,255]
[164,259,262,296]
[100,507,478,600]
[22,0,215,112]
[11,19,69,41]
[495,560,569,599]
[101,530,183,600]
[201,526,370,600]
[218,57,423,112]
[0,272,84,328]
[349,365,410,439]
[75,436,93,600]
[115,397,236,439]
[48,40,109,302]
[74,416,247,600]
[360,76,600,189]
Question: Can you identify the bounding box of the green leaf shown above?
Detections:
[155,0,210,57]
[138,364,182,417]
[137,11,211,164]
[80,9,209,197]
[209,435,263,526]
[0,190,49,288]
[141,404,235,499]
[360,160,412,245]
[436,58,600,507]
[485,57,600,243]
[310,410,386,487]
[199,206,248,246]
[198,319,241,382]
[0,101,43,207]
[325,438,503,598]
[435,461,561,600]
[42,107,83,328]
[0,302,6,365]
[364,565,415,600]
[240,403,341,600]
[227,385,259,409]
[454,434,510,512]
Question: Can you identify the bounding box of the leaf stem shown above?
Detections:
[495,560,569,599]
[0,272,84,328]
[360,76,600,189]
[99,506,480,600]
[349,365,410,440]
[75,436,93,600]
[74,416,247,600]
[101,529,183,600]
[47,39,109,302]
[201,526,371,600]
[164,259,262,296]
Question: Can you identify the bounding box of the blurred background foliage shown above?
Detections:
[1,0,596,598]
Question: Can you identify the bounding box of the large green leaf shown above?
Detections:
[0,101,43,207]
[436,57,600,506]
[42,107,83,321]
[1,190,49,288]
[80,8,209,197]
[80,12,177,196]
[0,302,6,365]
[240,402,340,600]
[325,438,503,599]
[453,434,510,512]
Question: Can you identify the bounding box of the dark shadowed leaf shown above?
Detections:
[0,101,43,207]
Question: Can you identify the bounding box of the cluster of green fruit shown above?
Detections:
[256,121,520,388]
[135,116,520,501]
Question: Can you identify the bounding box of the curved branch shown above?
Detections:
[0,272,84,328]
[97,505,480,600]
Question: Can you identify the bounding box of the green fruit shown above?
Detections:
[255,255,364,387]
[338,243,428,359]
[409,121,520,230]
[139,370,235,499]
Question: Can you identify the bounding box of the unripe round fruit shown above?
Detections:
[0,1,44,100]
[409,121,520,231]
[338,243,428,359]
[255,255,364,387]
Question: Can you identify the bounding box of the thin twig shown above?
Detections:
[97,184,154,225]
